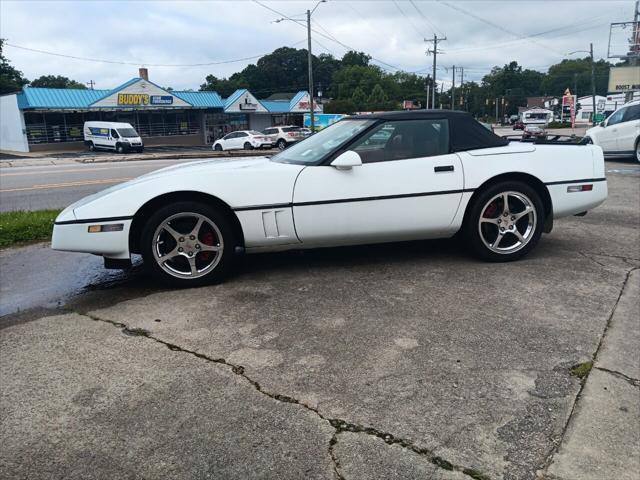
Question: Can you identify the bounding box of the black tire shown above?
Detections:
[136,147,144,153]
[463,180,544,262]
[635,138,640,163]
[116,143,125,154]
[214,144,223,151]
[277,139,287,150]
[140,201,238,287]
[88,142,95,152]
[244,142,253,150]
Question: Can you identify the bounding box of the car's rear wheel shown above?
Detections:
[214,144,223,151]
[244,142,253,150]
[635,138,639,163]
[464,181,544,262]
[277,139,287,150]
[140,201,237,287]
[116,143,125,154]
[88,142,95,152]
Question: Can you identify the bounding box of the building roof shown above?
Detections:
[264,92,298,101]
[19,87,111,109]
[14,78,310,114]
[173,90,224,108]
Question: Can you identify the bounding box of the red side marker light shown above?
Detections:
[567,184,593,193]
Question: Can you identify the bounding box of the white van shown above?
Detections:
[83,121,144,153]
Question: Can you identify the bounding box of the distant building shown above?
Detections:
[0,68,322,153]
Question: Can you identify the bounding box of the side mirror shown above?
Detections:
[599,121,606,127]
[331,150,362,170]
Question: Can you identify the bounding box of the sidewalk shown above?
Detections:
[0,147,273,167]
[543,269,640,480]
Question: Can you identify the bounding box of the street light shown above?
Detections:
[274,0,326,132]
[568,43,597,126]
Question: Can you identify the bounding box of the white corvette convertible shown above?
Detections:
[52,111,607,286]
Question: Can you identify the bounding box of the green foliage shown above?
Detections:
[323,98,356,114]
[0,209,61,248]
[351,86,367,111]
[30,75,87,89]
[546,121,572,129]
[0,39,28,95]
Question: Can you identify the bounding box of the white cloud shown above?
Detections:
[0,0,633,91]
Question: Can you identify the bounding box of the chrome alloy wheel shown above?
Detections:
[636,141,640,162]
[152,212,224,279]
[478,191,537,255]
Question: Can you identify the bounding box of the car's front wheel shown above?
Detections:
[463,181,544,262]
[116,143,125,154]
[140,201,237,287]
[635,138,639,163]
[244,142,253,150]
[214,144,223,151]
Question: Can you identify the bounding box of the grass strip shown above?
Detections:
[0,209,62,248]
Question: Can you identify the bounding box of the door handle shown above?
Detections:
[434,165,454,172]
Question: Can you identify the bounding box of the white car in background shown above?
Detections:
[262,125,305,150]
[212,130,272,151]
[52,111,607,287]
[585,100,640,162]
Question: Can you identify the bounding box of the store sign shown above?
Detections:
[608,66,640,93]
[118,93,150,106]
[239,101,258,111]
[150,95,174,105]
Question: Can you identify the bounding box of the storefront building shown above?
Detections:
[0,70,321,152]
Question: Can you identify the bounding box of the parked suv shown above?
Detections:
[262,126,305,150]
[585,100,640,162]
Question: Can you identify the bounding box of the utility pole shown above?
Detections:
[495,97,499,123]
[86,80,95,90]
[426,35,446,111]
[590,42,597,126]
[451,66,456,110]
[307,9,314,133]
[459,67,464,110]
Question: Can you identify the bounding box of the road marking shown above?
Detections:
[0,161,183,177]
[0,177,132,193]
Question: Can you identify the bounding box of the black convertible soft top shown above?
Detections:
[349,110,509,152]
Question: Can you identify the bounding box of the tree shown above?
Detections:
[0,39,28,94]
[351,87,367,110]
[30,75,87,89]
[368,83,390,110]
[540,58,613,97]
[341,51,371,67]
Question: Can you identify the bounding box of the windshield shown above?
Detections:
[117,128,139,138]
[271,119,375,165]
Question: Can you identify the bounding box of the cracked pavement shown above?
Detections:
[1,161,639,479]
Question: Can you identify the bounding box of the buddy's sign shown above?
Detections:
[117,94,174,106]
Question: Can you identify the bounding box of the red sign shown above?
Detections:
[562,94,576,128]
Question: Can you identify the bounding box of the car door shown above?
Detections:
[110,129,120,149]
[600,107,626,152]
[233,132,248,149]
[220,132,235,149]
[292,118,464,246]
[617,104,640,153]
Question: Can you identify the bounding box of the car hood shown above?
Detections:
[585,125,602,137]
[65,156,304,221]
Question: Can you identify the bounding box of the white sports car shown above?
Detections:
[52,111,607,287]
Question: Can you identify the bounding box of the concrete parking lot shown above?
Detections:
[1,161,638,480]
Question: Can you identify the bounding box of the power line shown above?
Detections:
[252,0,404,72]
[3,40,306,67]
[436,0,566,56]
[409,0,445,37]
[392,0,426,38]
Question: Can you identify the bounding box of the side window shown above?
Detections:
[622,105,640,123]
[223,132,235,140]
[264,128,274,135]
[350,119,449,163]
[237,132,248,137]
[110,129,119,138]
[607,108,626,126]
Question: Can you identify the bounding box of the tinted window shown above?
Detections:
[118,128,138,138]
[351,119,449,163]
[623,105,640,122]
[223,132,236,140]
[282,127,300,132]
[607,108,626,126]
[263,128,275,134]
[237,132,248,137]
[110,129,119,138]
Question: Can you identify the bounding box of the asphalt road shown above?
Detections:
[0,161,638,480]
[0,158,216,212]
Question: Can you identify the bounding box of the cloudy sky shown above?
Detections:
[0,0,634,92]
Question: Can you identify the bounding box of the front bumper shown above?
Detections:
[51,219,132,260]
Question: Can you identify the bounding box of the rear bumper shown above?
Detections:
[549,179,608,218]
[51,219,132,260]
